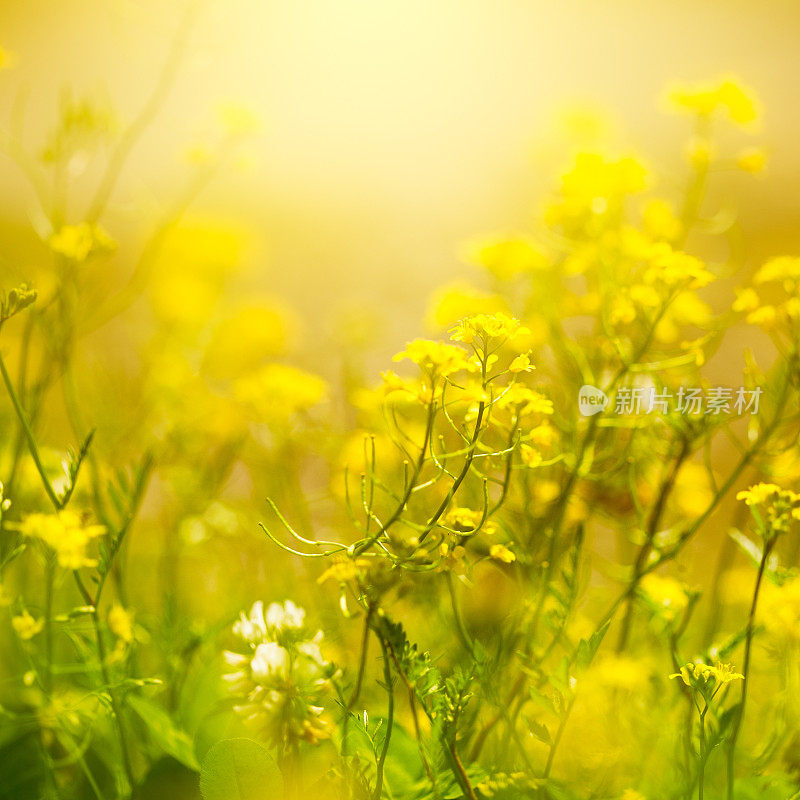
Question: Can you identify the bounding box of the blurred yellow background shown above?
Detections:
[2,0,799,367]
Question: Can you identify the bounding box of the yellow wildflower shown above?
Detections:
[449,313,530,346]
[108,605,135,644]
[642,198,681,242]
[737,482,800,536]
[508,353,534,373]
[20,511,106,570]
[234,364,327,423]
[670,660,744,692]
[519,444,542,467]
[673,463,714,516]
[49,223,116,262]
[489,544,516,563]
[12,611,44,640]
[462,234,548,279]
[732,287,760,313]
[443,507,495,534]
[736,147,767,174]
[644,244,713,289]
[666,76,759,125]
[202,303,294,381]
[317,560,369,584]
[609,294,637,326]
[393,339,471,376]
[746,305,776,327]
[639,574,690,622]
[754,256,800,285]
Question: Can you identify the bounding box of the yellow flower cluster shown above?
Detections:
[545,152,648,229]
[642,244,714,289]
[20,511,106,570]
[234,363,328,424]
[736,256,800,330]
[12,610,44,640]
[449,312,530,346]
[392,338,472,376]
[49,223,116,262]
[666,76,759,125]
[736,482,800,536]
[670,660,744,692]
[638,574,690,623]
[461,234,548,280]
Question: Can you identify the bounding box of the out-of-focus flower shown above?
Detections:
[224,600,334,749]
[202,303,295,381]
[732,287,760,314]
[754,256,800,286]
[736,147,768,174]
[19,511,105,570]
[489,543,516,563]
[461,234,549,280]
[108,605,135,644]
[49,223,116,262]
[234,364,327,426]
[673,463,714,516]
[427,282,509,330]
[638,574,690,623]
[12,610,44,640]
[642,198,681,242]
[643,244,714,289]
[666,76,759,126]
[393,339,471,376]
[216,101,261,136]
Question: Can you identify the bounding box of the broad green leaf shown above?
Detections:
[127,694,200,771]
[200,738,282,800]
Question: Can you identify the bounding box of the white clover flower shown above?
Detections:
[250,642,289,682]
[223,598,335,750]
[265,600,306,631]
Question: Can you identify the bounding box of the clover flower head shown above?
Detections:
[224,599,334,750]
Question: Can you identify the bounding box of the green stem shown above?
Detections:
[372,638,395,800]
[726,538,772,800]
[447,572,474,655]
[0,353,61,510]
[92,609,135,791]
[43,556,56,694]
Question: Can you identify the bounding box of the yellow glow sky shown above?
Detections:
[2,0,800,347]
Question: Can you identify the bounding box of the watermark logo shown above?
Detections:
[578,384,609,416]
[577,385,762,417]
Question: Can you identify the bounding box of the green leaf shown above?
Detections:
[0,731,47,800]
[127,694,200,771]
[526,717,552,745]
[575,620,611,671]
[200,738,282,800]
[133,757,202,800]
